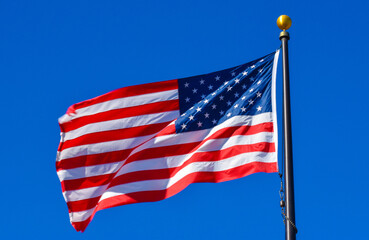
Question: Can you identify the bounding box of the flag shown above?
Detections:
[56,50,280,232]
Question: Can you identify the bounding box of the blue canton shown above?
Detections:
[175,52,275,133]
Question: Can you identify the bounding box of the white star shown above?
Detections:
[231,72,236,76]
[196,107,202,112]
[227,113,231,117]
[234,104,239,108]
[226,101,232,106]
[185,97,190,102]
[208,85,213,90]
[227,86,232,92]
[190,106,194,110]
[220,110,224,115]
[241,107,246,112]
[219,95,224,101]
[249,88,254,93]
[259,59,264,62]
[259,69,263,73]
[251,65,255,68]
[224,81,229,85]
[242,84,247,89]
[181,112,186,116]
[212,119,217,124]
[257,106,262,111]
[212,104,217,109]
[257,80,262,85]
[197,121,203,127]
[211,92,216,96]
[235,78,240,83]
[257,92,262,97]
[192,88,198,93]
[189,115,194,121]
[204,113,210,118]
[249,99,254,105]
[200,79,205,85]
[181,123,187,129]
[241,96,246,100]
[201,94,206,99]
[204,99,209,103]
[242,71,248,76]
[234,92,239,98]
[184,82,189,87]
[215,76,220,81]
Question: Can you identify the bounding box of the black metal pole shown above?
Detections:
[280,30,296,240]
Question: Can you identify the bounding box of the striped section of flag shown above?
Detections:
[56,50,280,232]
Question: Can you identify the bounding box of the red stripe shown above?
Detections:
[71,161,278,232]
[107,142,275,189]
[68,79,178,112]
[59,122,273,192]
[98,162,278,209]
[61,173,114,192]
[60,99,179,133]
[151,119,272,138]
[71,215,94,233]
[61,142,274,192]
[211,122,273,139]
[56,122,178,171]
[67,196,101,213]
[156,124,176,136]
[60,142,196,190]
[57,120,272,171]
[59,122,272,186]
[56,148,133,171]
[59,121,172,151]
[125,122,273,164]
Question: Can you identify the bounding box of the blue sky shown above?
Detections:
[1,1,368,239]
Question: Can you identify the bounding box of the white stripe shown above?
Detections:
[58,113,273,182]
[271,49,279,170]
[63,110,179,142]
[130,112,274,157]
[68,151,276,222]
[57,134,156,162]
[64,184,109,203]
[69,208,96,222]
[61,114,275,205]
[59,131,274,182]
[99,151,276,201]
[58,162,122,181]
[59,89,178,124]
[66,151,276,210]
[115,132,274,178]
[57,112,272,162]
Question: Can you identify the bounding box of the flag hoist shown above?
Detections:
[277,15,297,240]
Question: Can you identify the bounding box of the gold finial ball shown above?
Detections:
[277,15,292,30]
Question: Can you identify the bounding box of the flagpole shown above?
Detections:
[277,15,297,240]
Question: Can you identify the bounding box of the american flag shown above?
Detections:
[56,50,280,232]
